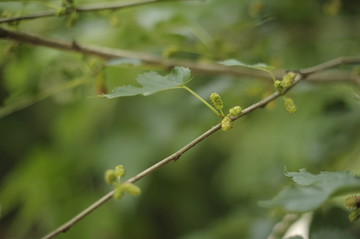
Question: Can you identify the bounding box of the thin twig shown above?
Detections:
[300,56,360,75]
[1,27,359,83]
[0,27,270,80]
[0,0,198,24]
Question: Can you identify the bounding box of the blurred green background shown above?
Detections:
[1,0,360,238]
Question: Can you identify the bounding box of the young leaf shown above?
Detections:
[104,67,191,98]
[219,59,274,71]
[260,169,360,212]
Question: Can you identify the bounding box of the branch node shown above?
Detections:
[173,154,181,162]
[71,40,81,50]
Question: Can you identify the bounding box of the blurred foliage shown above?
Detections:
[0,0,360,238]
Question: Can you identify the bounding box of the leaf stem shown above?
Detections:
[261,69,276,82]
[181,85,221,117]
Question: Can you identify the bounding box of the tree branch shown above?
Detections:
[1,27,359,84]
[300,56,360,75]
[0,27,270,80]
[0,0,199,24]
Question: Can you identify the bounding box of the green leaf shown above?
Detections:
[104,66,192,98]
[285,168,330,186]
[218,59,274,71]
[260,169,360,212]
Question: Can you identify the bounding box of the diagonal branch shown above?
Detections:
[41,121,223,239]
[1,27,360,84]
[0,0,199,24]
[38,94,273,239]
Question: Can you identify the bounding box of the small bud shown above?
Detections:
[115,165,125,178]
[221,116,233,131]
[105,170,116,185]
[122,183,141,196]
[349,208,360,222]
[113,185,124,200]
[210,93,224,110]
[229,106,242,117]
[274,80,284,94]
[283,97,297,114]
[67,12,78,28]
[282,72,297,89]
[345,196,360,209]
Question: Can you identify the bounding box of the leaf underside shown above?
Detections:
[104,66,191,98]
[219,59,274,71]
[260,169,360,212]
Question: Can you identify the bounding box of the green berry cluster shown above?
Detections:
[105,165,141,200]
[274,72,297,94]
[283,97,297,114]
[210,93,224,110]
[344,195,360,222]
[273,72,298,115]
[210,93,242,131]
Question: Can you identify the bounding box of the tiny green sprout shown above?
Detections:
[113,185,125,200]
[115,165,125,178]
[282,72,297,89]
[229,106,242,117]
[113,183,141,200]
[283,97,297,114]
[345,196,360,209]
[210,93,224,110]
[221,116,233,131]
[122,183,142,196]
[104,165,141,200]
[274,80,284,94]
[105,169,116,185]
[274,72,297,94]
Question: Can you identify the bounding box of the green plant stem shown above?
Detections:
[181,85,222,117]
[261,69,276,82]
